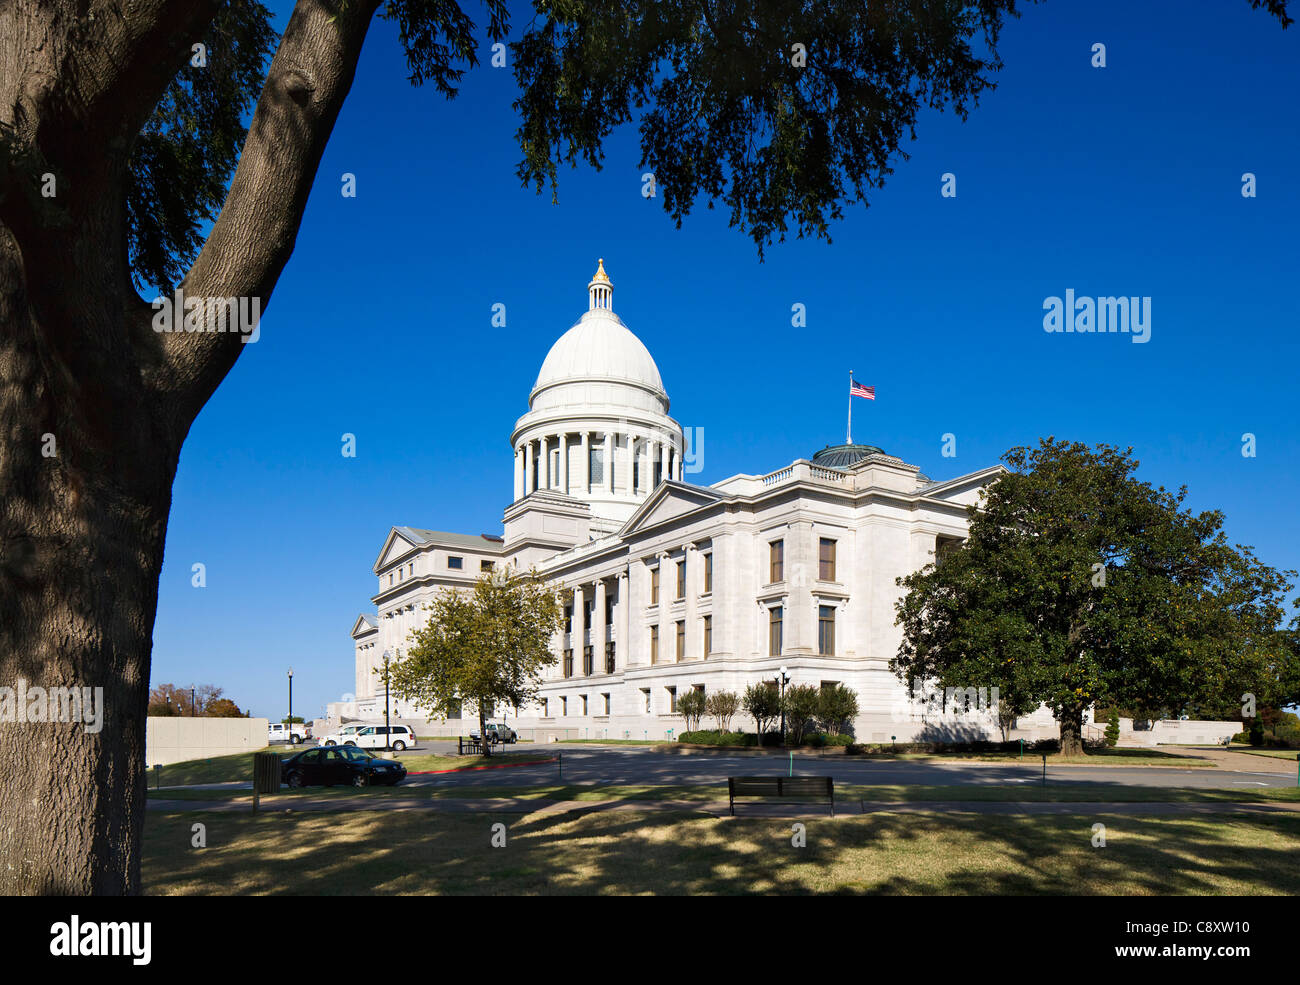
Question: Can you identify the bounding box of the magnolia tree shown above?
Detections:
[389,569,563,757]
[894,438,1298,756]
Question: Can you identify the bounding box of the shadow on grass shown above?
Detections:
[144,804,1300,896]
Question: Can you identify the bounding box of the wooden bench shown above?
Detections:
[727,776,834,816]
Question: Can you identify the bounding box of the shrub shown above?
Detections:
[782,684,821,746]
[815,684,860,736]
[1104,710,1120,747]
[743,683,781,736]
[676,730,758,747]
[1248,717,1265,747]
[705,690,741,732]
[677,689,706,731]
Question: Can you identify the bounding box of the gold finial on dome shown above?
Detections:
[587,258,613,310]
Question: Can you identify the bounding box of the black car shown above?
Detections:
[279,745,407,788]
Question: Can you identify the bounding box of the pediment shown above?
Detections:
[619,481,727,537]
[351,614,378,638]
[373,527,421,572]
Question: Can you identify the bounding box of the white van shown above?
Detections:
[319,724,417,751]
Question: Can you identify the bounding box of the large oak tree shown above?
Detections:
[0,0,1291,894]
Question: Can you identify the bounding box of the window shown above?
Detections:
[769,540,784,582]
[819,538,837,581]
[560,696,568,716]
[409,562,414,576]
[703,553,713,593]
[650,567,659,605]
[551,448,560,486]
[389,573,394,586]
[633,454,640,491]
[602,693,611,715]
[605,592,615,624]
[448,556,463,570]
[563,649,573,678]
[589,444,604,486]
[650,625,659,664]
[583,645,593,676]
[703,615,712,658]
[605,641,616,674]
[676,560,686,599]
[818,605,836,656]
[769,606,783,656]
[642,688,652,714]
[666,686,678,713]
[481,559,494,572]
[564,605,573,634]
[581,694,589,716]
[675,620,685,660]
[585,598,594,631]
[540,698,549,717]
[398,568,403,581]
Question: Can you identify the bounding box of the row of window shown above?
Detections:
[561,642,619,678]
[766,604,837,656]
[387,556,494,586]
[649,552,712,605]
[768,537,838,584]
[544,679,846,719]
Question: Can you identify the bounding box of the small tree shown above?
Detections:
[1104,710,1120,747]
[1248,716,1265,746]
[677,689,706,732]
[706,690,741,732]
[743,682,781,737]
[815,685,860,736]
[391,568,563,757]
[783,685,821,747]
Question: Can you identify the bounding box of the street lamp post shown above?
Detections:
[775,665,790,746]
[287,668,293,744]
[382,650,392,752]
[191,684,196,717]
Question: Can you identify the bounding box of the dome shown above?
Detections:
[532,309,665,397]
[530,259,666,401]
[812,443,887,469]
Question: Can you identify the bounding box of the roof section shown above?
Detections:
[399,527,506,550]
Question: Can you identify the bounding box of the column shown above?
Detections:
[618,569,630,671]
[513,446,523,500]
[540,435,550,490]
[559,434,569,494]
[605,431,615,493]
[581,431,590,493]
[524,441,534,494]
[660,441,669,486]
[593,579,607,675]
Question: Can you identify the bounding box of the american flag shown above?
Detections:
[849,380,875,400]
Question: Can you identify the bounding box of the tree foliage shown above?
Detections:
[743,682,781,736]
[894,438,1298,755]
[705,689,741,732]
[781,684,820,746]
[677,688,706,731]
[389,569,563,755]
[815,684,859,736]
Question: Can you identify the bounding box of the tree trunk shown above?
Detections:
[1058,704,1085,757]
[479,705,490,758]
[0,224,182,894]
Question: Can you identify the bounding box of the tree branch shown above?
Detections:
[146,0,381,424]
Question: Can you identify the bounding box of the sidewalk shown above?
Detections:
[1156,745,1300,775]
[146,794,1300,818]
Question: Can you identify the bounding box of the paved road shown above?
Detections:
[396,745,1299,791]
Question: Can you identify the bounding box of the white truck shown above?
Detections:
[268,722,309,745]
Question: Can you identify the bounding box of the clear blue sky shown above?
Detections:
[149,1,1300,721]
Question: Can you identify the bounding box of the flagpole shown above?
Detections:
[846,369,853,445]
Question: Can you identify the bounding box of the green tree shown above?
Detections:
[782,684,821,747]
[389,569,563,758]
[895,438,1297,757]
[815,685,860,736]
[1,0,1289,897]
[1104,710,1120,748]
[743,682,781,739]
[705,690,741,732]
[677,689,706,732]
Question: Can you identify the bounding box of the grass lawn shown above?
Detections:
[1224,747,1300,762]
[143,807,1300,895]
[147,781,1300,805]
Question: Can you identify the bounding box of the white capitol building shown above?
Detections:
[340,261,1055,742]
